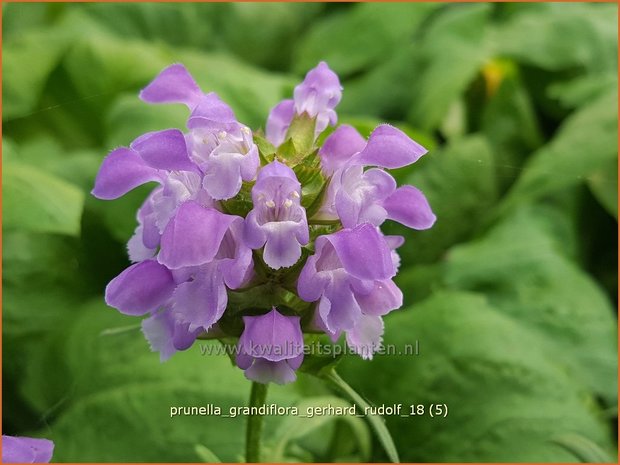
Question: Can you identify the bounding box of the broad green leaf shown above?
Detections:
[2,3,56,39]
[295,3,437,78]
[500,89,618,212]
[62,20,171,103]
[339,291,615,462]
[3,161,84,236]
[338,44,421,121]
[547,73,618,110]
[587,158,618,219]
[443,206,618,405]
[493,3,617,73]
[3,27,71,120]
[75,3,219,49]
[44,301,301,462]
[408,4,493,131]
[481,72,544,191]
[13,136,101,192]
[221,3,324,70]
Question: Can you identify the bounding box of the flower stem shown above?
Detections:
[245,381,268,463]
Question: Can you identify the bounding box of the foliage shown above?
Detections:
[2,3,617,462]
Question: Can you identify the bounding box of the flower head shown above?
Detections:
[236,308,304,384]
[94,61,435,382]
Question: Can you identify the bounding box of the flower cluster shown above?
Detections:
[93,62,435,385]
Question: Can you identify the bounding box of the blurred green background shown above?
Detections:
[2,2,618,462]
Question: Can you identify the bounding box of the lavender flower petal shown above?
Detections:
[294,61,342,134]
[158,201,238,269]
[237,309,304,384]
[187,92,238,130]
[266,99,295,147]
[130,129,197,172]
[139,63,202,109]
[383,185,437,230]
[2,436,54,463]
[142,309,203,361]
[322,223,395,281]
[105,259,175,316]
[172,264,228,331]
[345,314,384,360]
[355,279,403,316]
[319,124,366,175]
[92,147,162,200]
[334,167,396,228]
[354,124,427,169]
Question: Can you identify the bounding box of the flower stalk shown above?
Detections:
[245,381,268,463]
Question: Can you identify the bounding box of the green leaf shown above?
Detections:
[587,158,618,219]
[493,3,617,73]
[500,88,618,212]
[193,444,222,463]
[443,205,618,405]
[295,3,438,77]
[45,301,302,462]
[62,26,171,103]
[221,3,324,70]
[325,371,400,463]
[551,433,614,463]
[76,3,219,50]
[408,4,493,131]
[269,396,371,462]
[547,73,618,110]
[339,291,615,462]
[384,135,498,266]
[3,27,71,120]
[3,161,84,236]
[481,71,544,191]
[105,94,188,147]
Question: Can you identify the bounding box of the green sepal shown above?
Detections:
[220,181,254,217]
[286,112,317,155]
[254,133,276,165]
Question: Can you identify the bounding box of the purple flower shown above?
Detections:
[317,124,436,230]
[244,161,309,269]
[140,63,259,200]
[2,435,54,463]
[187,124,259,200]
[106,201,253,358]
[92,129,197,201]
[266,61,342,147]
[92,128,215,258]
[94,61,437,369]
[141,308,205,362]
[159,201,253,330]
[298,223,402,359]
[236,308,304,384]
